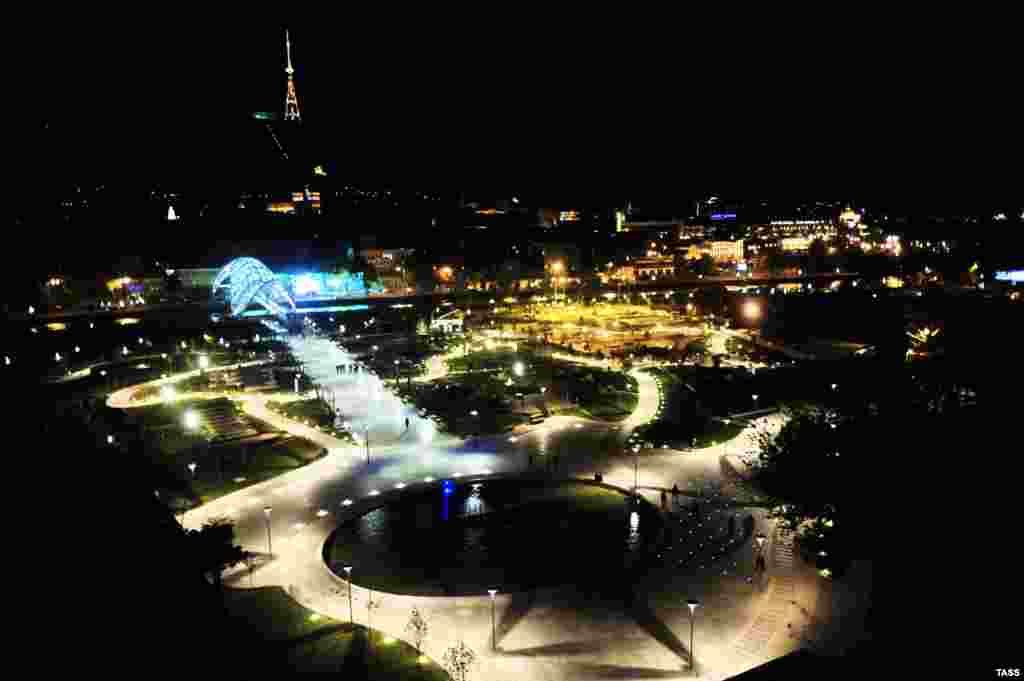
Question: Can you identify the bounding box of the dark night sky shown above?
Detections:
[16,14,1021,199]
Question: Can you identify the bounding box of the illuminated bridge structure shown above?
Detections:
[213,258,297,320]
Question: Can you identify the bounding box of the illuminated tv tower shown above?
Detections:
[283,30,301,121]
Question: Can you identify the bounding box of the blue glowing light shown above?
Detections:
[995,270,1024,283]
[442,480,455,496]
[294,274,321,296]
[710,213,737,220]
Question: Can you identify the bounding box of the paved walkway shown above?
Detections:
[115,335,831,680]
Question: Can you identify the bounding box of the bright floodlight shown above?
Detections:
[513,361,525,376]
[160,385,176,401]
[107,435,115,444]
[686,598,701,613]
[488,589,497,598]
[183,410,200,430]
[198,355,210,369]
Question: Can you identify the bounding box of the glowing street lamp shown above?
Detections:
[344,565,354,623]
[198,354,210,370]
[686,598,701,675]
[184,410,200,431]
[632,444,641,494]
[263,506,273,556]
[513,361,524,377]
[188,461,197,479]
[488,589,498,651]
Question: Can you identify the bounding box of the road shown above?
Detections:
[114,335,827,680]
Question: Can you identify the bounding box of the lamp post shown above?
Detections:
[263,506,273,556]
[488,589,498,651]
[632,444,640,495]
[344,565,354,624]
[365,426,370,464]
[686,598,701,675]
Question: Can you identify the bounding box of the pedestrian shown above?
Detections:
[660,490,667,509]
[405,417,409,430]
[728,514,736,538]
[755,554,766,573]
[528,453,534,468]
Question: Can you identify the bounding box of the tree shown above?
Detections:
[405,607,428,654]
[442,640,477,681]
[188,518,247,588]
[698,254,717,276]
[766,251,787,277]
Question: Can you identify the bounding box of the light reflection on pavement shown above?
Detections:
[125,334,811,680]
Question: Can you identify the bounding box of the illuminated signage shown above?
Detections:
[710,213,736,220]
[736,262,748,272]
[995,270,1024,283]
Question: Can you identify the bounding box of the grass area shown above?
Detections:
[223,587,449,678]
[410,348,638,431]
[265,398,357,443]
[123,396,326,509]
[267,397,334,428]
[327,479,663,595]
[632,417,747,449]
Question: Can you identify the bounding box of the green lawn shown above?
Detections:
[223,587,450,678]
[267,397,335,428]
[632,417,747,449]
[414,349,638,430]
[125,398,326,509]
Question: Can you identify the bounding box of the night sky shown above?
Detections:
[16,16,1021,210]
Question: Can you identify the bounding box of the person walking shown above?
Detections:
[728,514,736,538]
[660,490,667,510]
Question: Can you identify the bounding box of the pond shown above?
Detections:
[326,478,664,595]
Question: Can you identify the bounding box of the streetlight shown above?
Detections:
[263,506,273,556]
[491,585,499,651]
[394,358,400,381]
[198,354,209,370]
[752,394,759,408]
[344,565,354,623]
[686,598,701,675]
[184,410,199,431]
[632,444,640,494]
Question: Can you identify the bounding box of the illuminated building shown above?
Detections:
[686,240,745,262]
[559,210,580,223]
[708,240,744,262]
[780,236,812,252]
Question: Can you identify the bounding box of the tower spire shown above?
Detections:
[283,30,301,121]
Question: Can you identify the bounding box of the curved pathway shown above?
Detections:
[114,335,825,680]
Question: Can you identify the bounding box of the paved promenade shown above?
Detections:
[114,335,835,679]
